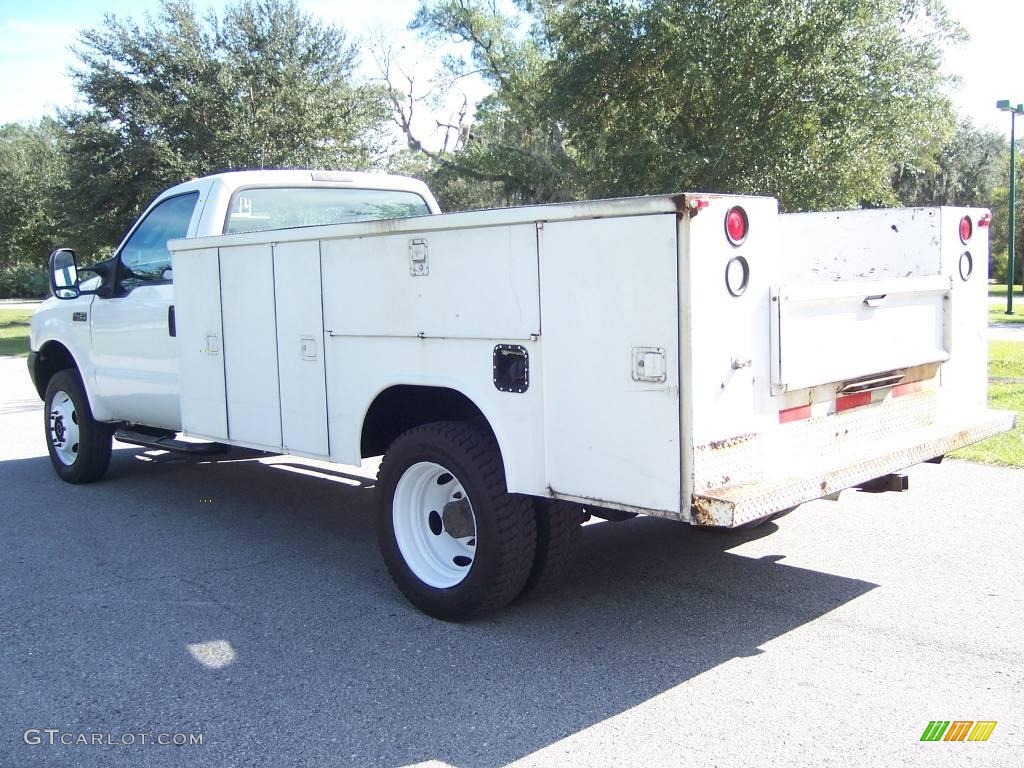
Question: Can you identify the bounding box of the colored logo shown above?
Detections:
[920,721,997,742]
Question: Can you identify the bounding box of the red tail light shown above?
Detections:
[725,206,748,246]
[959,215,973,244]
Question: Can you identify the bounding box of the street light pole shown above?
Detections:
[1009,110,1018,315]
[997,99,1024,315]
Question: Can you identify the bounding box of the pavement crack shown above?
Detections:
[176,575,246,619]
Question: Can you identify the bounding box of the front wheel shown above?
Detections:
[44,369,113,484]
[376,421,536,620]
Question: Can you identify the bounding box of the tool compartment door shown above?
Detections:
[174,247,228,440]
[219,244,283,450]
[539,214,681,514]
[273,241,328,456]
[322,224,540,340]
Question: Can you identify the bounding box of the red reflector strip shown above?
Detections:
[835,392,872,412]
[779,404,812,424]
[892,381,923,397]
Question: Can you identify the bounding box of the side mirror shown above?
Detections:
[49,248,80,300]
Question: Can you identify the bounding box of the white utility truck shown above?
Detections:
[29,169,1014,619]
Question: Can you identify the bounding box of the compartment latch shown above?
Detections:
[409,239,429,276]
[632,346,667,383]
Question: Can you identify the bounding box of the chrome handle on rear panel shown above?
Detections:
[838,370,905,395]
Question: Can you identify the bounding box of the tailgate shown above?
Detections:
[769,276,950,394]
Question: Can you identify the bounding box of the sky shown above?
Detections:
[0,0,1022,138]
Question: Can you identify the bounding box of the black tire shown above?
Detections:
[43,369,113,484]
[376,421,537,620]
[517,500,584,600]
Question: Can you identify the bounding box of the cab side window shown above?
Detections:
[119,192,199,289]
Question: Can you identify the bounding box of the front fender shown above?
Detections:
[29,296,114,422]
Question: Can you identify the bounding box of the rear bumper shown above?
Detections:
[690,396,1016,527]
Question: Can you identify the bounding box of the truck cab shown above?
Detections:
[28,170,439,432]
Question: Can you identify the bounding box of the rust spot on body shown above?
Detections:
[691,497,719,526]
[691,492,741,527]
[705,433,758,451]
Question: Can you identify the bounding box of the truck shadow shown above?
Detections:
[1,448,877,768]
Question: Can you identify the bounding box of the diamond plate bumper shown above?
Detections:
[690,393,1016,527]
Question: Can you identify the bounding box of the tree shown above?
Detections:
[0,119,67,271]
[63,0,389,257]
[405,0,963,212]
[404,0,582,208]
[892,120,1014,282]
[893,120,1006,208]
[987,153,1023,285]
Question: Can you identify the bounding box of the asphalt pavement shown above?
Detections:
[989,325,1024,341]
[0,356,1022,768]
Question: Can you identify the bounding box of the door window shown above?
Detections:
[119,192,199,288]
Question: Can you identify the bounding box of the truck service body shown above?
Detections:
[29,170,1015,618]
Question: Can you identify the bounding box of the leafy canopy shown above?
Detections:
[0,119,67,271]
[411,0,963,211]
[63,0,388,256]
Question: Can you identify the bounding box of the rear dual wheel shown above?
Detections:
[518,500,584,600]
[376,421,584,619]
[376,421,537,620]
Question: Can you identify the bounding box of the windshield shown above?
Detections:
[224,186,431,235]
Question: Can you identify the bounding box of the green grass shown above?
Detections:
[951,340,1024,467]
[951,384,1024,466]
[988,283,1023,298]
[988,340,1024,379]
[988,305,1024,325]
[0,309,32,357]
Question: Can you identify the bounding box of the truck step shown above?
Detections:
[114,429,228,455]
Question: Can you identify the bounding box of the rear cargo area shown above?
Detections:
[685,205,1014,526]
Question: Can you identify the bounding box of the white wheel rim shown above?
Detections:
[393,461,477,588]
[49,390,80,466]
